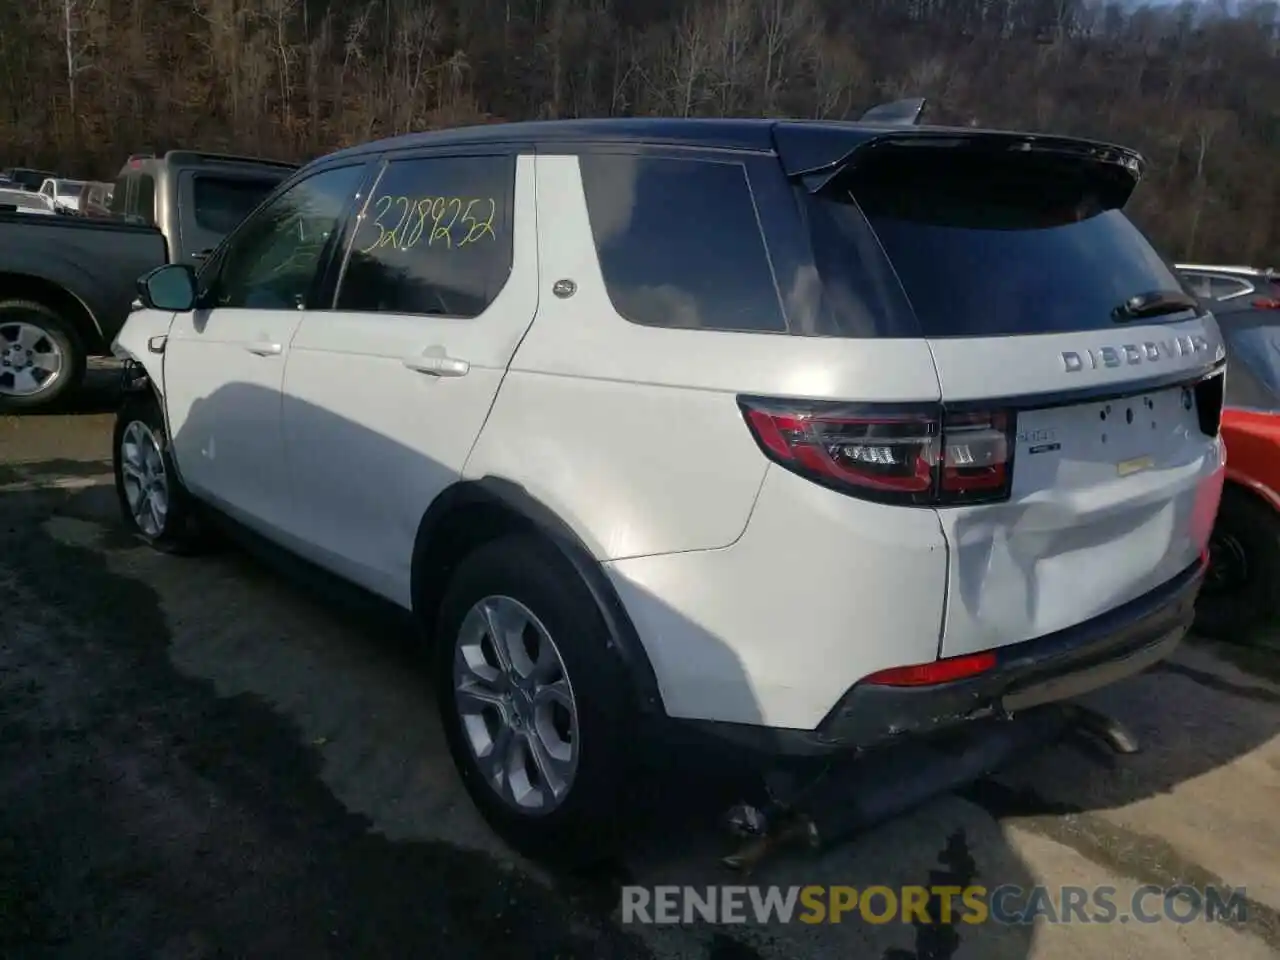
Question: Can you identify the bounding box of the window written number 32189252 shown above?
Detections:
[337,155,513,319]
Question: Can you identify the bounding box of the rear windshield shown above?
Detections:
[815,147,1190,338]
[192,175,281,235]
[9,170,51,191]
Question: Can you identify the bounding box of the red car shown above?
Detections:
[1180,266,1280,640]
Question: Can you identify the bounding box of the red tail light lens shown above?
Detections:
[862,650,998,686]
[1193,371,1224,437]
[1252,297,1280,310]
[738,396,1015,506]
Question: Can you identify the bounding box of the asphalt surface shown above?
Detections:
[2,366,1278,959]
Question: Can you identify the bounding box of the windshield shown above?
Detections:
[815,148,1191,338]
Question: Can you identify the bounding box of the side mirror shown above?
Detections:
[138,264,197,312]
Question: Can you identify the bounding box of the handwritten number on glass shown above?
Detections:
[359,195,497,255]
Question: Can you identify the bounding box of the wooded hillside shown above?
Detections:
[1,0,1277,263]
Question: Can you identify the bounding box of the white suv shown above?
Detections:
[110,117,1228,862]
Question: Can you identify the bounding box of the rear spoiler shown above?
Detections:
[773,121,1146,205]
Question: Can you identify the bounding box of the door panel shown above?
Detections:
[164,308,301,516]
[282,152,537,605]
[163,163,367,535]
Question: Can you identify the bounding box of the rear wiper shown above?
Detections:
[1112,290,1199,322]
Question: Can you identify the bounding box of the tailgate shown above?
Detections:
[823,135,1227,655]
[928,322,1225,655]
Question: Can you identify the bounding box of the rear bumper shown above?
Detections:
[673,556,1203,760]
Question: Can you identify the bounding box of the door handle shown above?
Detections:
[402,350,469,377]
[244,340,282,356]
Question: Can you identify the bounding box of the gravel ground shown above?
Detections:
[1,368,1278,959]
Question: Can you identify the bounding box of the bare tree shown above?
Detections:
[61,0,99,126]
[1183,109,1230,259]
[670,7,711,117]
[0,0,1275,268]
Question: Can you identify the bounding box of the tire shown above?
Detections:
[112,392,206,554]
[1194,485,1280,643]
[434,534,635,866]
[0,299,86,411]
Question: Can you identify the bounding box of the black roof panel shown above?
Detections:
[311,117,1145,188]
[321,118,783,165]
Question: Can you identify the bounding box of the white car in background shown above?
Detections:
[37,177,86,213]
[0,187,55,215]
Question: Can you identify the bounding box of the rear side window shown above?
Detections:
[130,174,156,224]
[336,154,513,318]
[579,154,785,333]
[193,175,280,235]
[814,147,1189,338]
[109,177,129,215]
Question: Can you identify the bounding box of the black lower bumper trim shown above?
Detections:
[670,559,1203,760]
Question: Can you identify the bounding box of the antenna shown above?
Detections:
[859,98,927,125]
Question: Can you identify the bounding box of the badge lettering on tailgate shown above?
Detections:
[1117,455,1155,477]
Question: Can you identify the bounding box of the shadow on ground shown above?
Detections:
[1,392,1277,958]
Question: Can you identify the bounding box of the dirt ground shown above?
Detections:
[2,368,1278,959]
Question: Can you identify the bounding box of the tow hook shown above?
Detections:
[719,702,1140,874]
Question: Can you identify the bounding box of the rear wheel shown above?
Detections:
[433,534,635,865]
[0,300,85,410]
[1195,486,1280,643]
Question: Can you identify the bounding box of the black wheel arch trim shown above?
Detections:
[411,477,667,716]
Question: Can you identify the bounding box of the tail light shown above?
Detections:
[1193,371,1224,437]
[738,396,1015,506]
[862,650,997,686]
[1252,297,1280,310]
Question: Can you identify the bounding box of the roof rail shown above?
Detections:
[859,97,927,126]
[1175,263,1267,275]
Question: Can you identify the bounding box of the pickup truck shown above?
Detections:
[0,150,295,409]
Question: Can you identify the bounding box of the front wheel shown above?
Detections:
[434,534,637,865]
[112,393,205,553]
[1195,486,1280,644]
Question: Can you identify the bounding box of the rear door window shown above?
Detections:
[812,147,1192,338]
[193,175,281,235]
[335,154,514,318]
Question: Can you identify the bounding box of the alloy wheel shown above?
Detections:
[0,321,63,397]
[119,420,170,538]
[452,595,580,814]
